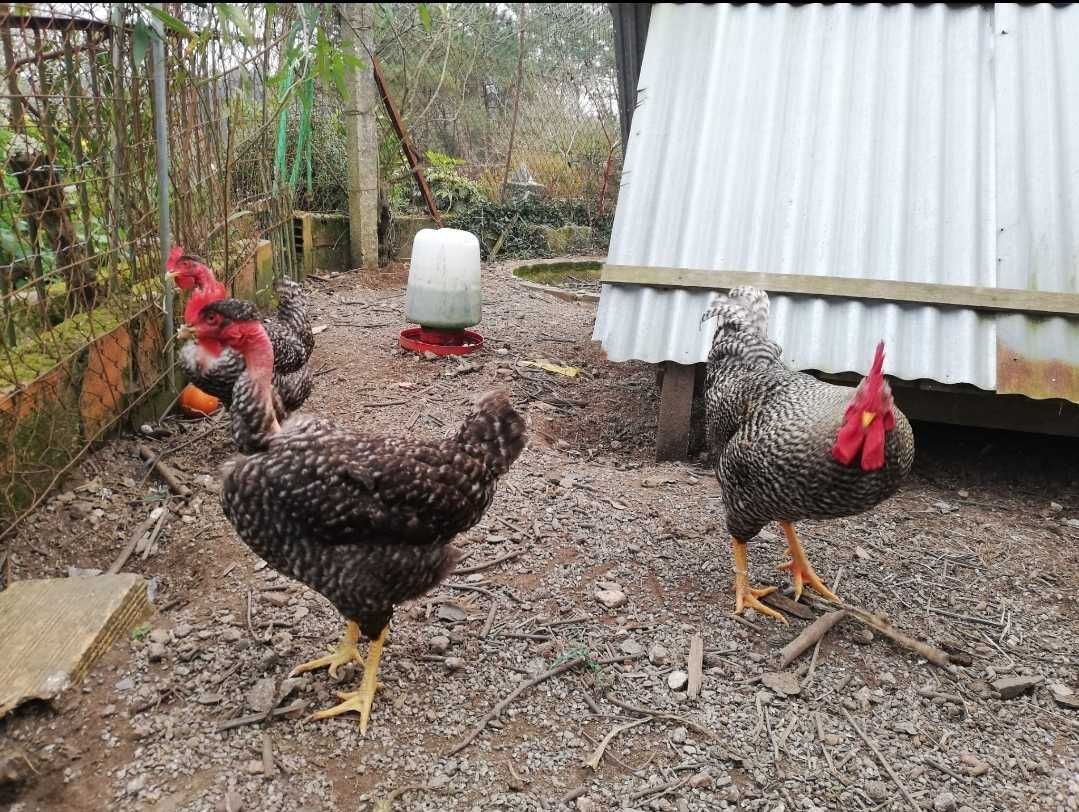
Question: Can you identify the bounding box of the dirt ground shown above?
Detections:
[1,262,1077,812]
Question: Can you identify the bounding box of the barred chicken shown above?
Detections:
[702,287,914,622]
[167,247,313,417]
[186,298,527,733]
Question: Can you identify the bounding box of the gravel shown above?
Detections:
[2,261,1077,812]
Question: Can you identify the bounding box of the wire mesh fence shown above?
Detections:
[0,4,294,537]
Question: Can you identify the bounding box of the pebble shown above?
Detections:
[670,726,687,744]
[960,753,991,776]
[575,799,600,812]
[263,592,290,608]
[852,628,875,645]
[688,771,712,788]
[934,791,957,811]
[992,675,1042,699]
[125,775,145,794]
[595,589,627,609]
[761,671,801,696]
[147,643,167,662]
[649,643,669,665]
[667,670,688,691]
[429,635,451,655]
[115,678,134,692]
[148,629,170,645]
[220,628,243,642]
[865,781,889,801]
[244,759,263,774]
[173,623,193,639]
[620,639,644,657]
[444,657,466,672]
[247,677,277,713]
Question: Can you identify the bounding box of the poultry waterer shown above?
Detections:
[400,227,484,356]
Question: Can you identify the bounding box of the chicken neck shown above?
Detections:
[230,326,281,450]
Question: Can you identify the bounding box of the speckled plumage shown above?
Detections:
[221,377,527,639]
[703,287,915,542]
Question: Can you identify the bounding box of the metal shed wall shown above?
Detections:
[593,3,1079,402]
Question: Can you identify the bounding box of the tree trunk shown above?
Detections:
[342,3,379,272]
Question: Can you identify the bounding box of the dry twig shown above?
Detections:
[841,708,920,812]
[452,549,523,575]
[778,611,848,668]
[137,444,191,497]
[582,718,649,770]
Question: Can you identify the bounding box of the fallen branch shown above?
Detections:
[107,510,160,574]
[626,777,688,804]
[583,718,650,770]
[778,611,848,668]
[841,708,920,812]
[215,700,307,732]
[447,657,586,756]
[803,597,951,668]
[452,549,523,576]
[687,634,704,699]
[481,600,498,639]
[604,695,714,741]
[137,444,191,498]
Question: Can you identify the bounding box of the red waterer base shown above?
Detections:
[399,326,484,356]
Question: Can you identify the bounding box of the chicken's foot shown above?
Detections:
[289,621,364,680]
[778,522,841,603]
[732,537,786,623]
[309,625,387,735]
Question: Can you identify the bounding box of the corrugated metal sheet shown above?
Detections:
[592,3,1079,400]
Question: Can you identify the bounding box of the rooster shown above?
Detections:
[185,298,527,732]
[167,247,313,417]
[702,287,914,623]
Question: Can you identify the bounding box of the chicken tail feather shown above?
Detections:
[454,389,527,476]
[702,286,781,369]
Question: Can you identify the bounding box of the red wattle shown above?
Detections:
[860,419,887,471]
[831,418,863,465]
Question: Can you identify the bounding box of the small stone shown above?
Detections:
[223,790,243,812]
[761,671,802,696]
[244,759,263,775]
[575,799,600,812]
[688,771,713,789]
[1049,683,1079,710]
[960,753,990,776]
[822,733,841,746]
[934,791,957,812]
[620,639,644,657]
[263,592,290,608]
[429,635,451,655]
[444,657,466,672]
[865,781,889,801]
[292,606,310,622]
[197,692,223,705]
[667,670,688,691]
[147,643,167,662]
[957,489,969,498]
[854,546,871,560]
[247,677,277,713]
[992,675,1043,699]
[220,628,243,642]
[173,623,193,639]
[879,672,896,686]
[892,720,918,736]
[852,628,874,645]
[125,775,145,794]
[1049,501,1063,512]
[595,589,626,609]
[670,726,688,744]
[428,773,450,789]
[115,677,134,692]
[438,605,467,623]
[648,643,669,665]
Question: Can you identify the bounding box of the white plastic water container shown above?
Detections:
[404,228,481,329]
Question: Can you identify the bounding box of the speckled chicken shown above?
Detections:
[186,298,527,733]
[703,287,914,622]
[167,248,313,416]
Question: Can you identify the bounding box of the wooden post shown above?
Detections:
[656,362,696,461]
[342,4,379,272]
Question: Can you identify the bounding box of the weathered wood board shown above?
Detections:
[0,575,151,717]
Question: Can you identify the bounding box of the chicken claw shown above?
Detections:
[289,621,364,680]
[778,522,841,603]
[731,538,787,624]
[308,625,387,735]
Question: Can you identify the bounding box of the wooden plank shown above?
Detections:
[0,575,151,717]
[600,265,1079,319]
[656,362,695,461]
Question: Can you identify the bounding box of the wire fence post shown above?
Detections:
[151,3,174,390]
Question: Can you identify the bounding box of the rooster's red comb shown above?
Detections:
[867,341,885,381]
[166,245,185,270]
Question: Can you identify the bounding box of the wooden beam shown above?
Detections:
[656,361,695,461]
[600,265,1079,319]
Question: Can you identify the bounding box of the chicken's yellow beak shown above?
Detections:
[861,410,876,429]
[176,324,195,341]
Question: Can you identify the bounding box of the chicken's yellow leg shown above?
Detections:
[289,621,363,680]
[778,522,841,603]
[309,625,387,735]
[732,538,786,624]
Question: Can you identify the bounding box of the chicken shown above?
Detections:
[185,298,527,733]
[702,286,914,623]
[167,247,313,416]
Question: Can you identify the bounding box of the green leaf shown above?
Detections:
[417,3,432,32]
[330,58,347,101]
[133,20,151,64]
[130,622,152,641]
[341,51,366,71]
[215,3,254,44]
[145,6,193,38]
